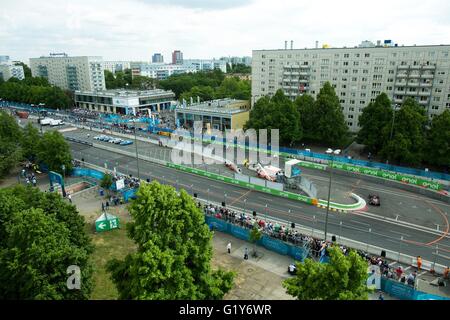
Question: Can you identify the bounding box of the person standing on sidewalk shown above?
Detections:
[244,247,249,260]
[67,193,72,203]
[227,242,231,254]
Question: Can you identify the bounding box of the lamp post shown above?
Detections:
[389,104,400,140]
[324,148,341,242]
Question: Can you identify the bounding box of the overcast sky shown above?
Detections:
[1,0,450,63]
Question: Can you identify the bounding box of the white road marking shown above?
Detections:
[349,220,370,227]
[404,266,412,271]
[418,271,427,277]
[389,230,411,237]
[389,261,397,266]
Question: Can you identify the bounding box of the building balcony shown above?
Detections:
[408,74,421,79]
[418,100,429,105]
[394,90,406,95]
[410,65,422,69]
[407,82,419,87]
[290,78,299,82]
[299,79,309,84]
[405,91,418,96]
[396,73,408,78]
[418,91,431,96]
[419,82,432,87]
[422,65,436,70]
[299,72,309,76]
[394,98,404,104]
[291,72,300,76]
[283,71,292,76]
[394,81,407,86]
[290,65,301,69]
[397,65,409,70]
[283,78,291,82]
[299,65,310,69]
[282,85,291,90]
[421,74,434,79]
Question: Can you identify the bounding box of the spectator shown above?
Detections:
[227,242,231,254]
[244,247,249,260]
[67,193,72,203]
[417,256,422,271]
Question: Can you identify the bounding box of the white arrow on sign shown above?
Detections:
[98,222,106,230]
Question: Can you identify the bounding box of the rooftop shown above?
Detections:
[176,98,249,115]
[253,44,450,52]
[75,89,175,98]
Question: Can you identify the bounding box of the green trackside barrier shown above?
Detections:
[166,163,314,205]
[331,162,443,191]
[296,160,327,171]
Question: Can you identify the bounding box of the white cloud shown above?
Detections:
[1,0,449,63]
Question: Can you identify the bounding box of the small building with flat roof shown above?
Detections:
[74,89,176,115]
[175,98,250,131]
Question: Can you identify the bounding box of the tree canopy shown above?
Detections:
[357,93,393,153]
[379,98,427,165]
[244,90,302,145]
[283,246,370,300]
[107,181,234,299]
[425,110,450,168]
[0,77,72,109]
[0,111,23,178]
[0,185,93,299]
[36,131,73,175]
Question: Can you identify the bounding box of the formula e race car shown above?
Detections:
[368,194,380,206]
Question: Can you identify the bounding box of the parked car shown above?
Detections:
[120,140,133,146]
[368,194,380,206]
[113,138,123,144]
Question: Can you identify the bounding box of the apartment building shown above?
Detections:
[0,56,25,81]
[252,43,450,132]
[102,61,131,73]
[30,53,106,91]
[183,59,227,73]
[131,62,197,80]
[152,53,164,63]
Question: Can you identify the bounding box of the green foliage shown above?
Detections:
[0,185,93,299]
[425,110,450,167]
[159,70,225,98]
[0,111,23,178]
[294,94,316,141]
[36,131,73,174]
[104,69,134,89]
[283,246,370,300]
[245,90,302,145]
[313,82,348,146]
[21,122,41,161]
[215,77,251,100]
[180,85,216,102]
[101,173,113,189]
[357,93,393,153]
[227,63,251,74]
[130,75,158,90]
[249,224,262,256]
[380,98,427,165]
[0,77,72,109]
[107,181,235,299]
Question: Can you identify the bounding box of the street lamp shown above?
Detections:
[389,104,400,140]
[324,148,341,242]
[243,198,247,213]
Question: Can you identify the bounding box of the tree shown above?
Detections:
[294,94,316,141]
[130,75,158,90]
[215,77,251,100]
[0,185,93,299]
[249,224,262,257]
[313,82,348,147]
[107,181,234,299]
[104,70,117,89]
[379,98,427,165]
[357,93,393,153]
[283,246,370,300]
[101,173,113,190]
[36,131,72,174]
[425,110,450,168]
[0,111,22,178]
[20,122,41,161]
[228,63,251,74]
[245,90,301,145]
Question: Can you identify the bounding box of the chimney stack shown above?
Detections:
[290,40,293,50]
[285,40,288,50]
[315,41,318,49]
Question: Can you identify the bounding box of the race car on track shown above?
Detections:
[368,194,380,206]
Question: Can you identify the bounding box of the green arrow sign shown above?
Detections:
[95,213,120,232]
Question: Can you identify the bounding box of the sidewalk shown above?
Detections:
[211,230,398,300]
